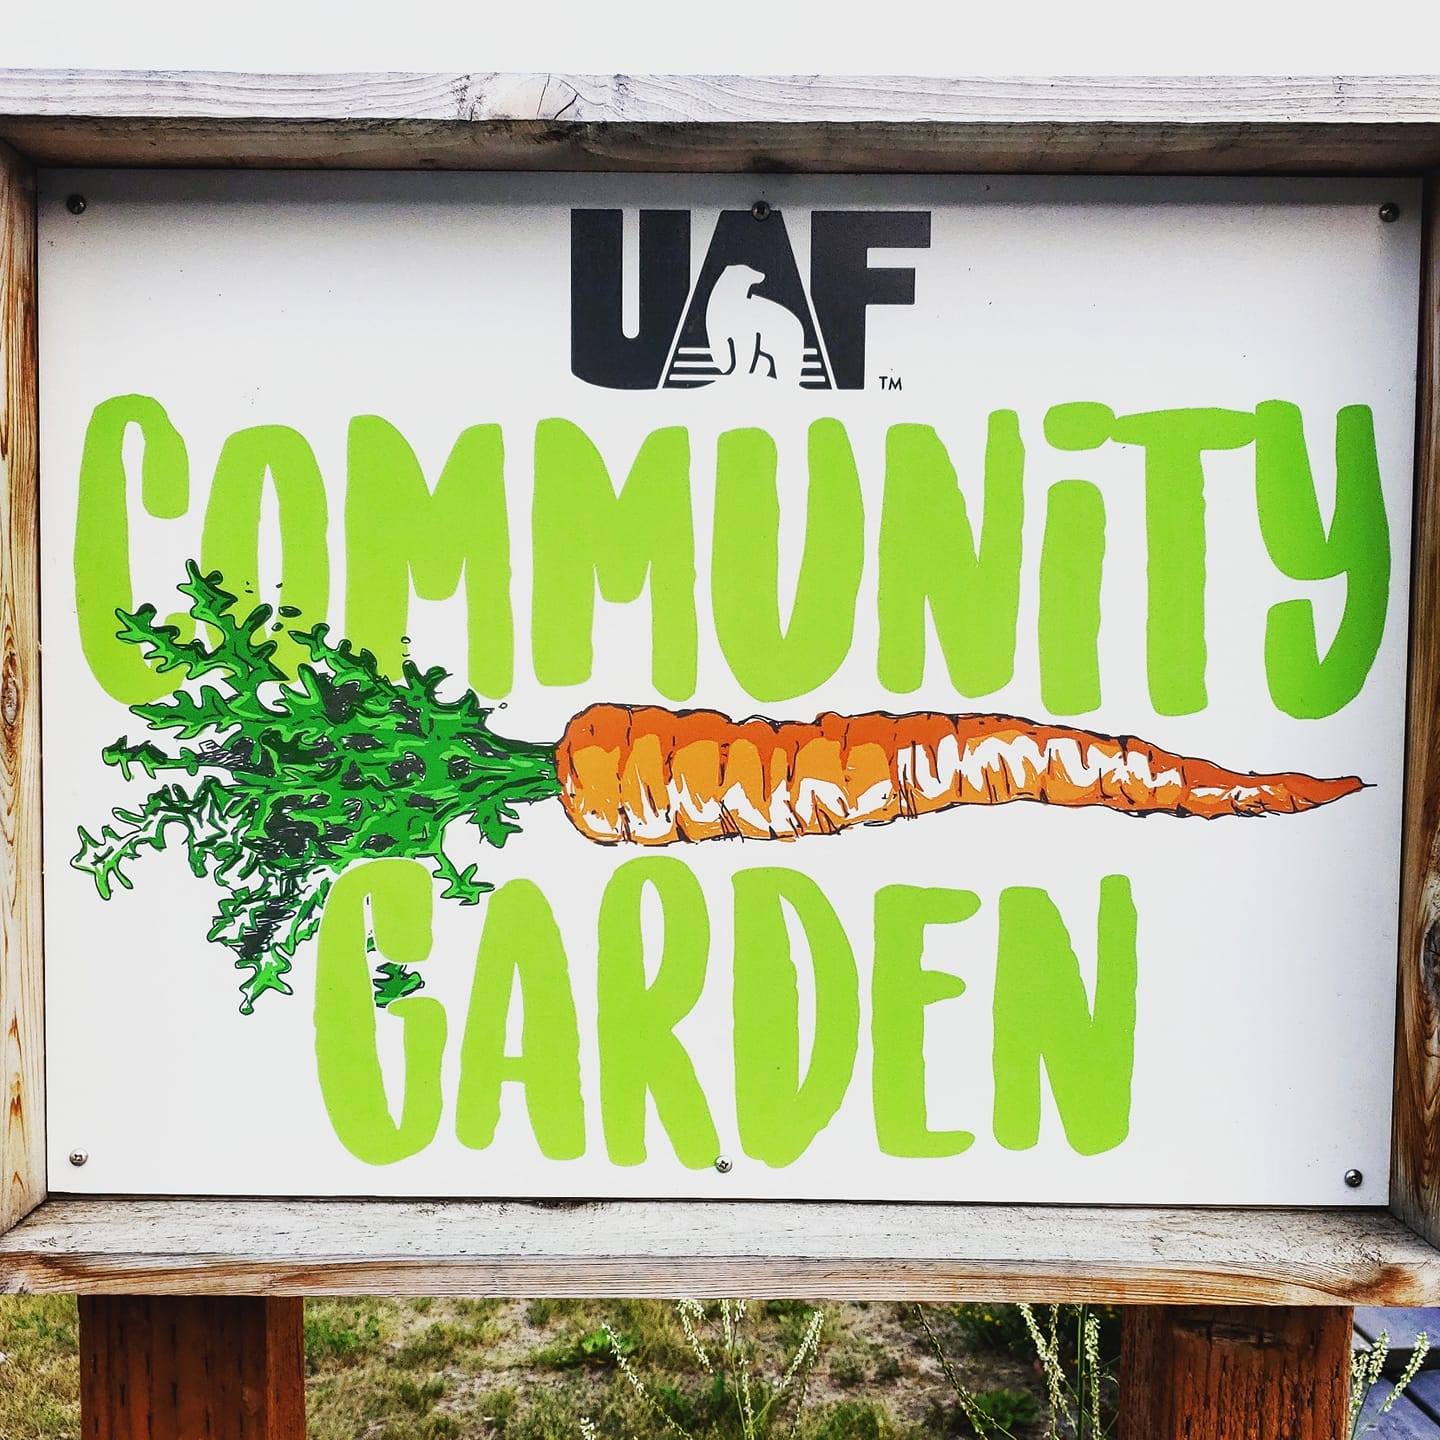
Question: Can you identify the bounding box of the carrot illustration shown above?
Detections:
[73,565,1366,1012]
[554,704,1365,846]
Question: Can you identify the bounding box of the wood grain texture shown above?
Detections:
[0,138,40,1238]
[1395,180,1440,1249]
[0,71,1439,172]
[1120,1306,1352,1440]
[4,1199,1440,1303]
[5,71,1440,123]
[79,1296,305,1440]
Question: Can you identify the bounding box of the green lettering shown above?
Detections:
[877,414,1024,696]
[346,416,512,697]
[1255,401,1390,718]
[313,860,447,1165]
[200,424,329,676]
[597,857,718,1167]
[732,867,859,1167]
[455,879,585,1159]
[532,419,695,700]
[871,885,978,1157]
[74,395,190,702]
[992,875,1137,1156]
[1107,407,1255,715]
[1038,479,1106,715]
[713,420,864,701]
[1044,401,1113,454]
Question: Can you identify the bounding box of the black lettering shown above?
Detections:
[570,210,690,389]
[810,212,931,390]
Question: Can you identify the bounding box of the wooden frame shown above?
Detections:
[0,135,41,1241]
[5,1199,1440,1303]
[2,70,1440,1304]
[3,72,1440,174]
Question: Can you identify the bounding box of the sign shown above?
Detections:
[37,173,1419,1203]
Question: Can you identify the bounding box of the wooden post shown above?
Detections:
[1394,179,1440,1247]
[1120,1305,1351,1439]
[78,1295,306,1440]
[0,135,42,1238]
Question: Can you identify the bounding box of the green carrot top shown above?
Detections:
[72,563,559,1013]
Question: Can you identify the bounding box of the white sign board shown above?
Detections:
[38,173,1419,1203]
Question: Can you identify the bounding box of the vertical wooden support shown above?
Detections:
[1119,1306,1351,1439]
[79,1296,306,1440]
[0,137,41,1236]
[1395,177,1440,1245]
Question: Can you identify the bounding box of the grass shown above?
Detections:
[0,1295,1051,1439]
[0,1295,81,1440]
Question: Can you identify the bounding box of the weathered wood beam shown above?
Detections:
[0,137,41,1238]
[1395,181,1440,1251]
[0,72,1439,172]
[4,1199,1439,1303]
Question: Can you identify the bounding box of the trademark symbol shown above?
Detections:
[879,374,903,392]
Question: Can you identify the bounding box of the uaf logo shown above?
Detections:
[571,208,931,390]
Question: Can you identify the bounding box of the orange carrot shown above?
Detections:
[554,703,1365,846]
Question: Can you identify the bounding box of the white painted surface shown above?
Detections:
[37,172,1419,1203]
[2,2,1431,77]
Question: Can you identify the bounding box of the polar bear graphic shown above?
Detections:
[704,264,806,384]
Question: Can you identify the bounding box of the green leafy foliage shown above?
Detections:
[72,563,561,1013]
[303,1304,385,1372]
[531,1326,637,1370]
[808,1400,900,1440]
[918,1302,1116,1439]
[584,1327,636,1362]
[965,1390,1041,1432]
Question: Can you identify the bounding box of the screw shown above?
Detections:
[1344,1168,1364,1188]
[714,1156,733,1174]
[68,1150,88,1167]
[751,201,771,222]
[1379,202,1401,224]
[65,194,87,216]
